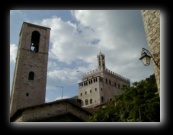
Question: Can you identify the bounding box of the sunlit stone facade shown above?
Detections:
[78,52,130,108]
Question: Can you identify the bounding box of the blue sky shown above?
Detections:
[10,10,154,103]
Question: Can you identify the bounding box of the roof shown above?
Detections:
[10,98,93,122]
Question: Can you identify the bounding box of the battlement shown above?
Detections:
[104,68,130,83]
[82,67,130,83]
[82,69,101,80]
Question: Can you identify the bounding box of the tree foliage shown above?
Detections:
[88,74,160,122]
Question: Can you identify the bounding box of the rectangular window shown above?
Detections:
[95,88,97,91]
[90,99,92,104]
[81,93,82,96]
[109,80,111,85]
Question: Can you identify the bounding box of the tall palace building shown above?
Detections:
[78,52,130,108]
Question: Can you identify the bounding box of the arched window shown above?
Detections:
[85,99,88,105]
[30,31,40,53]
[28,71,34,80]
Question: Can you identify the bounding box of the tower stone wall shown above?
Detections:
[10,22,51,116]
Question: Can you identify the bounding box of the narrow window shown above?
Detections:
[85,99,88,105]
[95,88,97,91]
[115,82,117,87]
[30,31,40,53]
[101,88,102,91]
[26,93,29,96]
[101,96,104,103]
[109,80,111,85]
[103,63,105,67]
[85,91,87,95]
[90,90,92,93]
[110,98,112,101]
[106,79,107,84]
[90,99,92,104]
[118,84,120,89]
[81,93,82,96]
[28,71,34,80]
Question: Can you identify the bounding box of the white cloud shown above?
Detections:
[10,44,17,63]
[45,97,49,103]
[39,16,99,65]
[10,10,155,102]
[47,68,79,84]
[41,10,153,84]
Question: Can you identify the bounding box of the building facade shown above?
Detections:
[10,22,51,117]
[78,52,130,108]
[141,10,160,96]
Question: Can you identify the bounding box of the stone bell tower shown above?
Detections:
[10,22,51,116]
[97,52,105,70]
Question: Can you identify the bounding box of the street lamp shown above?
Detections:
[139,48,160,69]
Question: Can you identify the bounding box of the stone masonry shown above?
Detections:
[141,10,160,96]
[10,99,92,122]
[78,52,130,108]
[10,22,51,117]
